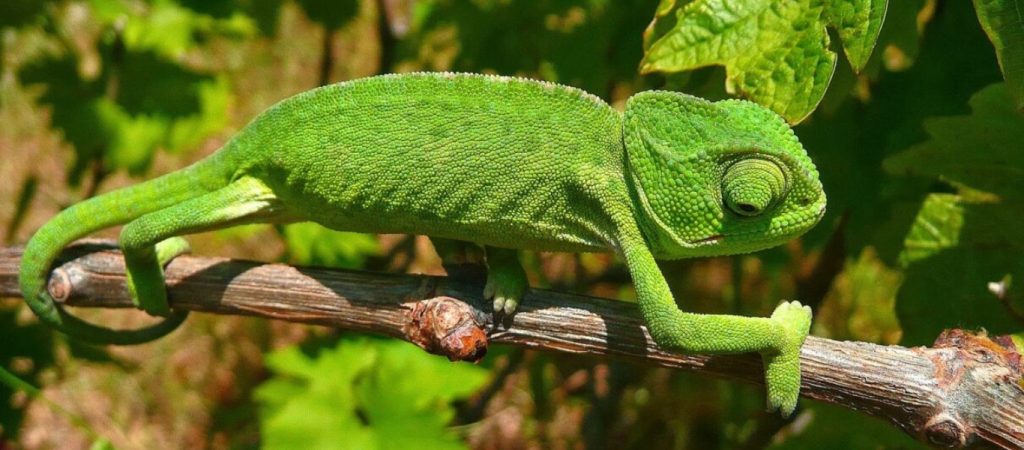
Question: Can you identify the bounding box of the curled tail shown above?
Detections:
[18,157,230,345]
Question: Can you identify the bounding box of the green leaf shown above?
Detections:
[257,344,378,449]
[768,403,928,449]
[0,0,52,28]
[296,0,359,30]
[641,0,887,122]
[103,0,257,59]
[89,439,116,450]
[93,98,169,173]
[896,243,1024,345]
[885,84,1024,345]
[885,83,1024,203]
[17,46,232,180]
[792,2,1000,263]
[973,0,1024,109]
[825,0,888,69]
[355,342,490,450]
[257,338,489,450]
[898,193,964,266]
[1011,333,1024,351]
[0,306,55,440]
[282,222,379,269]
[399,0,656,98]
[13,0,242,182]
[872,0,930,71]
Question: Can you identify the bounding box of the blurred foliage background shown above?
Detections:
[0,0,1021,448]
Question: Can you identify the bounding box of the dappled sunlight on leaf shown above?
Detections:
[282,222,379,269]
[641,0,887,122]
[973,0,1024,109]
[886,84,1024,345]
[257,337,488,450]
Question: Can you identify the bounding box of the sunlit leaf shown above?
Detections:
[795,4,1002,262]
[897,194,963,266]
[973,0,1024,109]
[886,84,1024,345]
[399,0,654,98]
[257,338,488,450]
[282,222,379,269]
[94,0,257,58]
[17,46,231,180]
[641,0,887,122]
[0,306,55,440]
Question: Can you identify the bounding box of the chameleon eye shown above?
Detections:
[722,159,787,217]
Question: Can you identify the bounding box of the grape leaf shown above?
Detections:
[18,49,231,181]
[897,193,964,266]
[885,84,1024,344]
[0,306,56,441]
[0,0,52,28]
[885,83,1024,203]
[281,222,379,269]
[257,337,488,450]
[398,0,655,98]
[792,2,1001,263]
[641,0,887,123]
[896,234,1024,345]
[296,0,359,30]
[769,403,928,449]
[92,0,257,58]
[973,0,1024,109]
[16,1,240,184]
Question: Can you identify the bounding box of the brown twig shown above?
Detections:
[0,242,1021,449]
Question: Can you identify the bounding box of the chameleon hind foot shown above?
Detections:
[763,300,812,417]
[155,237,191,266]
[126,237,191,317]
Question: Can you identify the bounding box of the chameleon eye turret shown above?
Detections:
[722,158,787,217]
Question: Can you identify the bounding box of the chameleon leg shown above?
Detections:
[483,246,528,315]
[120,177,284,316]
[427,239,527,315]
[618,234,811,416]
[124,236,193,313]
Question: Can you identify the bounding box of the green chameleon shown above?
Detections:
[19,72,825,415]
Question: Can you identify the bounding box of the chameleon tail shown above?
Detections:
[18,156,231,345]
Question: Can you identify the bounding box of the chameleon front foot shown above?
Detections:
[483,267,527,316]
[483,247,527,316]
[763,300,812,417]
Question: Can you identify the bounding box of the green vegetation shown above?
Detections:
[1,0,1020,448]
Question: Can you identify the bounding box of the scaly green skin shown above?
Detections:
[19,72,826,415]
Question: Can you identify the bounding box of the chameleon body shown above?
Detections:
[19,73,826,415]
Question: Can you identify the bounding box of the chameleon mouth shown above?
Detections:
[690,234,724,245]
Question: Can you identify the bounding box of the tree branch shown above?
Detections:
[0,242,1021,449]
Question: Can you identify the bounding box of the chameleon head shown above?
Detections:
[623,91,826,259]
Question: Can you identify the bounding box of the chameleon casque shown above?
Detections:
[19,72,826,416]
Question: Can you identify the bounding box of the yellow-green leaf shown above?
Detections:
[973,0,1024,109]
[641,0,887,123]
